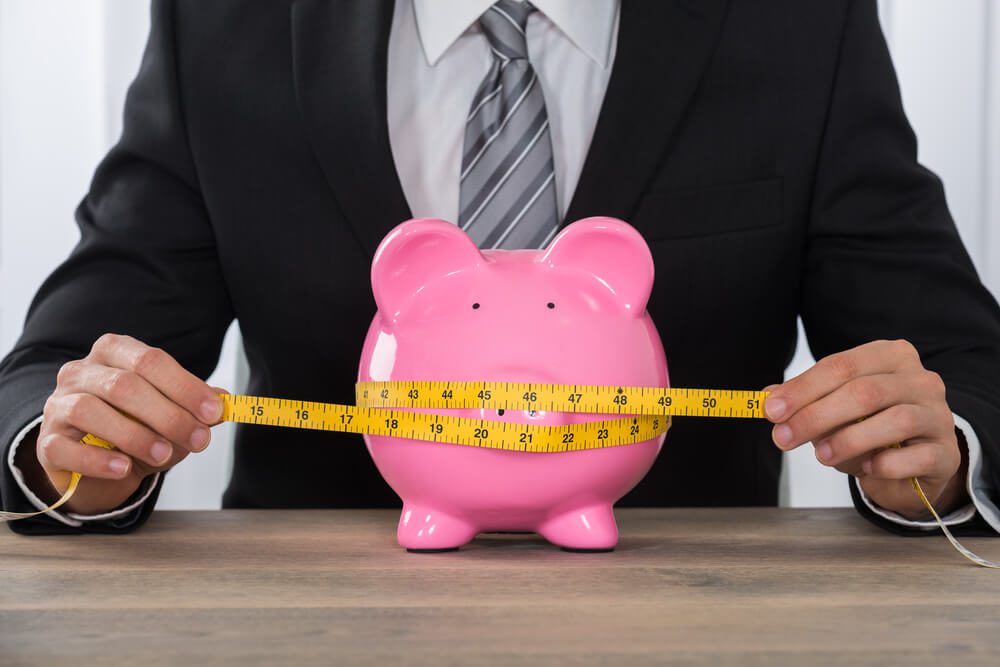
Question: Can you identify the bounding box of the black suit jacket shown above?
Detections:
[4,0,1000,535]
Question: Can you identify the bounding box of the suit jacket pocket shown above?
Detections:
[630,178,782,241]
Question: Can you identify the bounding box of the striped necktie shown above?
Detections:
[458,0,560,249]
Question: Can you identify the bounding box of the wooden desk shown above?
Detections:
[2,508,998,666]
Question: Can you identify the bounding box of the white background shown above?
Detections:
[1,1,998,509]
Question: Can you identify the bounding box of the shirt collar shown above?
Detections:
[412,0,618,68]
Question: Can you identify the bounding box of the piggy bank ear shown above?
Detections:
[371,218,485,321]
[539,217,654,315]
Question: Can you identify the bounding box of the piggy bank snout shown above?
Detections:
[468,366,576,427]
[478,405,569,427]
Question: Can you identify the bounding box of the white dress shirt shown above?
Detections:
[7,0,998,535]
[387,0,618,222]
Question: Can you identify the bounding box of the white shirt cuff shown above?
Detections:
[6,414,160,527]
[854,411,1000,533]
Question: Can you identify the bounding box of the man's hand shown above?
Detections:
[21,334,224,515]
[763,339,969,520]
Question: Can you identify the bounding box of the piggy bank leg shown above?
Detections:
[398,504,478,552]
[537,503,618,552]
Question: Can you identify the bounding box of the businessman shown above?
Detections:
[3,0,999,537]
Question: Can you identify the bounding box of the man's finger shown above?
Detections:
[772,373,915,450]
[811,403,933,466]
[89,334,222,425]
[79,363,212,453]
[864,441,948,481]
[831,451,867,477]
[764,339,921,423]
[38,432,132,480]
[54,392,175,468]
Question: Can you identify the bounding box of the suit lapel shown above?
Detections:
[291,0,411,258]
[564,0,730,228]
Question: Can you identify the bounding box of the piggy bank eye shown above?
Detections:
[546,302,555,309]
[472,303,480,310]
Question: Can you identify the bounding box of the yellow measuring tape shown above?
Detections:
[2,380,997,568]
[220,382,768,451]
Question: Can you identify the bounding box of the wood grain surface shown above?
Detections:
[2,508,999,666]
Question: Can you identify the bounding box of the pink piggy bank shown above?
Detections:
[358,217,668,551]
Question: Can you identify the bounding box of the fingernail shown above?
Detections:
[773,424,793,448]
[151,440,172,464]
[816,443,832,463]
[862,459,872,475]
[764,397,787,421]
[201,398,222,422]
[108,456,130,475]
[190,427,210,452]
